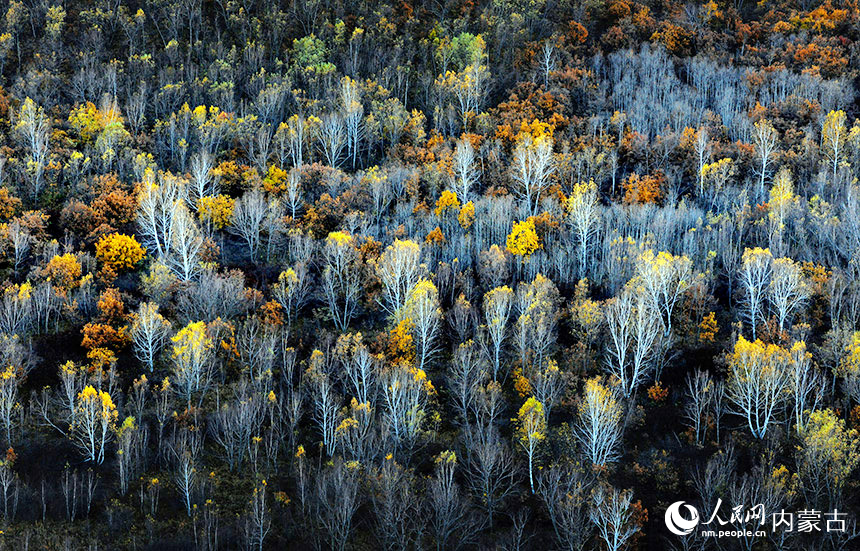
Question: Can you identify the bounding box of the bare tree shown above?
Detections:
[694,127,711,197]
[482,285,513,381]
[768,257,808,333]
[427,450,475,551]
[314,458,361,551]
[166,202,205,281]
[131,302,171,372]
[538,463,594,551]
[738,247,773,340]
[590,486,640,551]
[188,151,218,209]
[511,134,555,216]
[14,98,51,198]
[683,370,713,446]
[462,424,518,528]
[168,424,203,516]
[230,188,269,263]
[370,457,423,550]
[451,137,479,201]
[752,119,778,199]
[316,112,346,168]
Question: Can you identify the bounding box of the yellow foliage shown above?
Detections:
[426,226,446,245]
[514,396,547,443]
[172,321,213,363]
[95,233,145,272]
[506,219,541,258]
[798,408,860,489]
[198,195,235,230]
[262,164,289,195]
[388,319,416,364]
[458,200,475,229]
[513,367,533,397]
[699,312,718,343]
[434,190,460,217]
[45,253,82,291]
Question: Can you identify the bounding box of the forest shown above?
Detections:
[0,0,857,549]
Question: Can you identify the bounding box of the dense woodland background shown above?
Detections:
[0,0,857,549]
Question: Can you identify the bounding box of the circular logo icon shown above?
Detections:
[665,501,700,536]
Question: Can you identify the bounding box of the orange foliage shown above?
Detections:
[623,172,665,205]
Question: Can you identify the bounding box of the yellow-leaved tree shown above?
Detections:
[95,233,146,273]
[797,408,860,509]
[506,219,541,259]
[514,396,546,493]
[71,385,117,464]
[171,321,214,407]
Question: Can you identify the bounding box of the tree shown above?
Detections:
[315,458,361,551]
[0,366,19,446]
[752,119,779,199]
[316,112,346,168]
[821,110,848,183]
[377,239,422,318]
[402,278,442,371]
[514,396,546,493]
[538,463,593,551]
[738,247,773,340]
[230,188,269,263]
[797,409,860,510]
[380,361,435,454]
[340,76,364,169]
[198,194,235,231]
[566,180,599,278]
[14,98,50,199]
[575,377,623,467]
[136,172,185,260]
[95,233,146,274]
[726,336,792,439]
[305,352,340,457]
[683,370,712,446]
[514,274,560,372]
[634,249,694,338]
[245,480,272,551]
[369,456,422,551]
[789,341,823,433]
[506,219,541,259]
[188,151,217,209]
[210,390,263,471]
[767,167,797,257]
[693,127,711,197]
[70,386,118,464]
[590,486,640,551]
[451,137,479,201]
[435,39,490,131]
[483,285,513,381]
[321,232,361,331]
[4,220,30,277]
[428,450,473,551]
[131,302,171,372]
[168,425,202,516]
[768,257,808,333]
[511,134,555,216]
[462,424,518,528]
[604,283,661,397]
[171,321,214,407]
[166,202,204,281]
